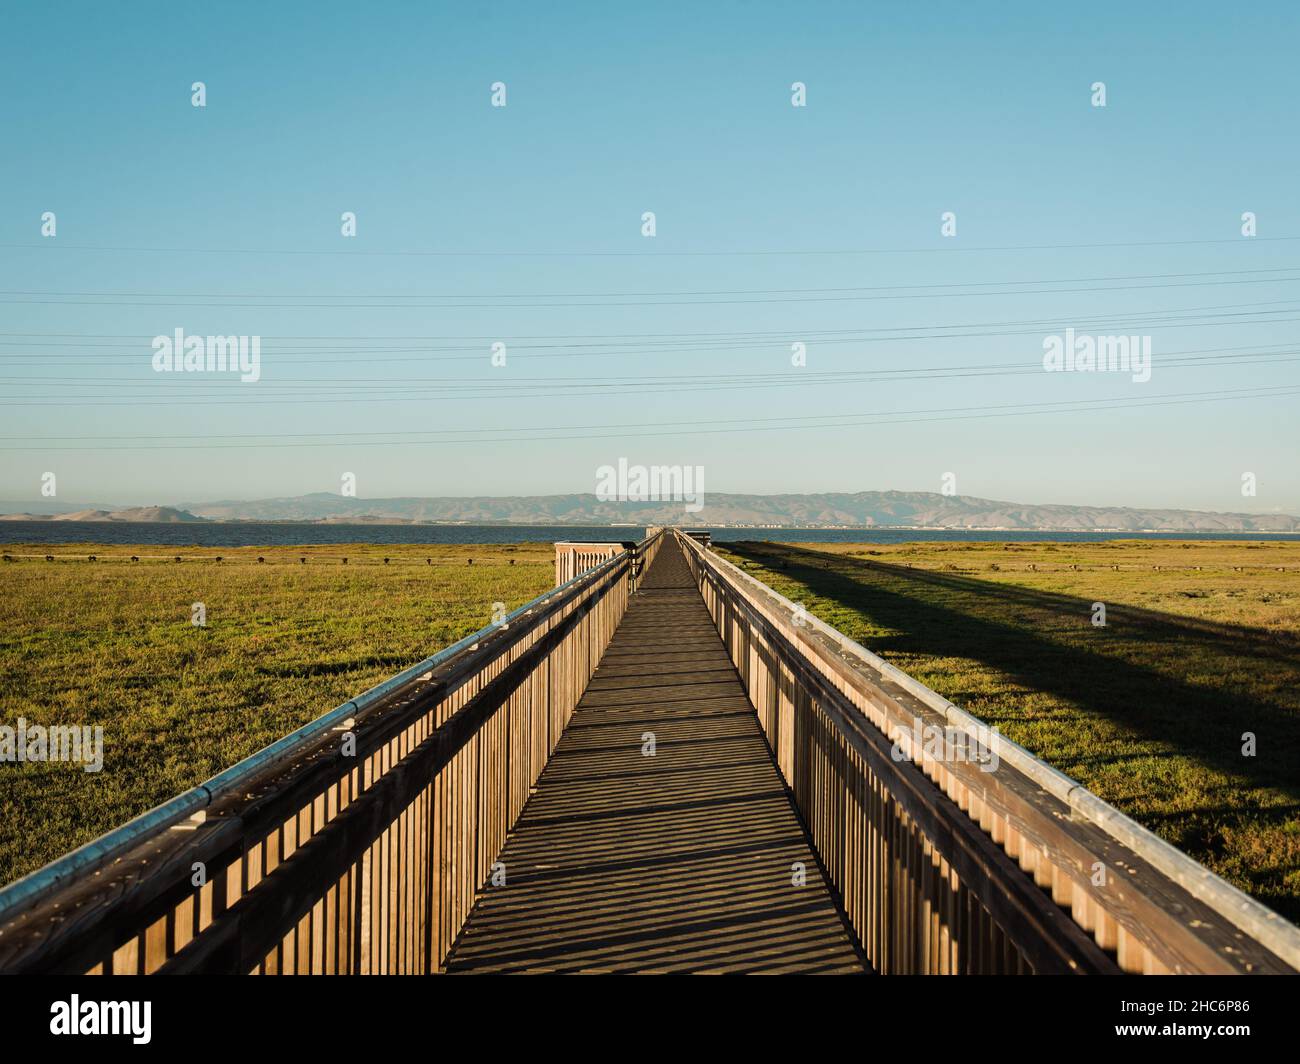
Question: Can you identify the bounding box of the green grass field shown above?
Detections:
[0,542,553,887]
[717,539,1300,922]
[4,536,1299,925]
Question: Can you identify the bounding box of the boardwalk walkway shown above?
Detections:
[444,537,867,973]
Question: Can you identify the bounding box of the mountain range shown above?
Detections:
[2,492,1297,531]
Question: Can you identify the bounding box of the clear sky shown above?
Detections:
[1,0,1298,513]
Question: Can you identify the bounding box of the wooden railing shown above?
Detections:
[676,529,1300,974]
[0,529,663,974]
[554,542,624,586]
[554,529,665,589]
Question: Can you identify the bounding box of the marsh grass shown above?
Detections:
[719,538,1300,921]
[0,541,553,887]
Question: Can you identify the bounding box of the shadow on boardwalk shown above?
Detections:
[722,541,1300,921]
[444,537,868,973]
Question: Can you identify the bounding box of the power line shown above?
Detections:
[5,336,1300,372]
[1,357,1295,406]
[3,300,1298,342]
[1,344,1294,388]
[0,386,1293,450]
[4,300,1300,362]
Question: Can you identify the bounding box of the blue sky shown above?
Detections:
[1,0,1298,513]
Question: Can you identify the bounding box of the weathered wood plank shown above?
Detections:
[444,537,867,974]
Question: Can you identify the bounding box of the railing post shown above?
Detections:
[670,531,1300,975]
[0,540,651,976]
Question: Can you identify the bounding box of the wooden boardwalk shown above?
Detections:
[444,537,867,973]
[4,528,1294,975]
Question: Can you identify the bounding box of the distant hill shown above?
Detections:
[175,490,1300,532]
[0,506,207,523]
[2,492,1295,531]
[0,500,121,516]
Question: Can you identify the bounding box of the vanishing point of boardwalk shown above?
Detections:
[445,538,866,973]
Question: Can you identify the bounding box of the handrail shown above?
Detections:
[675,529,1300,973]
[710,549,1300,967]
[0,548,624,926]
[0,531,658,974]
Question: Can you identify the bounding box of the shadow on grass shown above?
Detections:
[724,542,1300,800]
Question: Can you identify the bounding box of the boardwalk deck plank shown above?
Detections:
[444,538,867,973]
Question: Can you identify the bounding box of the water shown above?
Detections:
[2,521,1298,547]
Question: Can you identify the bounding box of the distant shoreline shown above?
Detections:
[4,515,1299,535]
[4,520,1300,549]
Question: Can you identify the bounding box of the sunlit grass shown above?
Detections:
[0,542,553,887]
[718,538,1300,922]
